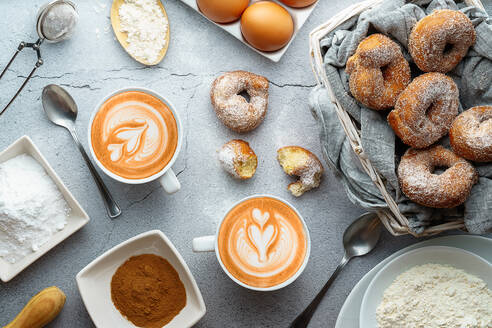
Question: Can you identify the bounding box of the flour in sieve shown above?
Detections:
[0,154,70,264]
[376,263,492,328]
[118,0,168,63]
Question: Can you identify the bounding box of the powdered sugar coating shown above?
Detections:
[409,9,476,73]
[450,106,492,162]
[346,34,411,110]
[211,71,269,133]
[218,142,240,178]
[294,155,323,190]
[388,72,459,149]
[398,145,477,208]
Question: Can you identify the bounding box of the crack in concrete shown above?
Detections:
[176,82,200,178]
[124,186,161,210]
[98,223,116,254]
[14,68,315,91]
[59,83,101,91]
[269,81,316,88]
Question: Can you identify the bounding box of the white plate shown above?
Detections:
[76,230,206,328]
[335,235,492,328]
[0,135,90,283]
[360,246,492,327]
[178,0,318,62]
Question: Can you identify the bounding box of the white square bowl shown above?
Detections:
[0,135,90,282]
[76,230,206,328]
[178,0,319,62]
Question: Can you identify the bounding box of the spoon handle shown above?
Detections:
[289,253,351,328]
[69,128,121,219]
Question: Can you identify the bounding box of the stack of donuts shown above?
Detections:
[346,9,491,209]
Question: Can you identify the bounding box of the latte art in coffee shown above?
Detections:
[218,197,307,288]
[91,91,178,179]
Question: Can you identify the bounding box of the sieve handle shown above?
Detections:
[0,39,44,117]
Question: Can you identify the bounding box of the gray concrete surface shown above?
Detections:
[0,0,490,327]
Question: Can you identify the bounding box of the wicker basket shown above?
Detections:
[308,0,485,237]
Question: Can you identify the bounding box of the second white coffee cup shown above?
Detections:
[193,194,311,291]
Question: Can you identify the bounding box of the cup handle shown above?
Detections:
[192,235,215,252]
[159,168,181,194]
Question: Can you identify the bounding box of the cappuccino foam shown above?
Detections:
[218,197,307,288]
[91,91,178,180]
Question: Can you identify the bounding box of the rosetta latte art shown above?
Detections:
[91,91,178,180]
[218,197,307,288]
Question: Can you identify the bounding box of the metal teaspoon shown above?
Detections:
[42,84,121,219]
[290,212,382,327]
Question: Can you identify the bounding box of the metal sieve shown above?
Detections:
[0,0,78,116]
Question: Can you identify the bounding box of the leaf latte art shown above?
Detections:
[91,91,178,179]
[218,197,307,288]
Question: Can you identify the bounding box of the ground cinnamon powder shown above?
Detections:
[111,254,187,328]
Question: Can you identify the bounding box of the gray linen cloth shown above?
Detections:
[309,0,492,234]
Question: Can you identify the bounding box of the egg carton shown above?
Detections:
[177,0,318,62]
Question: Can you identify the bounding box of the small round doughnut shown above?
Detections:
[211,71,269,133]
[277,146,323,196]
[449,106,492,162]
[409,9,476,73]
[388,73,459,149]
[346,33,411,110]
[398,145,478,208]
[218,139,258,179]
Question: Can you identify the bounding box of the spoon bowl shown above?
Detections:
[110,0,170,66]
[42,84,78,129]
[343,212,382,258]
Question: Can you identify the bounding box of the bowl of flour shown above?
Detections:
[360,246,492,328]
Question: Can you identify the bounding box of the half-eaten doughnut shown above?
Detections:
[277,146,323,196]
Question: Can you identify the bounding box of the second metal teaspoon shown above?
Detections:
[42,84,121,219]
[290,212,381,327]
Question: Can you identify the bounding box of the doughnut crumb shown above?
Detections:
[218,139,257,179]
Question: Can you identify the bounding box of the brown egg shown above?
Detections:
[279,0,317,8]
[240,1,294,52]
[196,0,249,23]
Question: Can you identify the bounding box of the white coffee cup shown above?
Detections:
[193,194,311,291]
[88,87,182,194]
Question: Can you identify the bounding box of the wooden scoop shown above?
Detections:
[4,286,66,328]
[110,0,170,66]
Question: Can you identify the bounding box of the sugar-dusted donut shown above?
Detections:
[449,106,492,162]
[409,9,476,73]
[211,71,269,133]
[398,145,477,208]
[277,146,323,196]
[388,72,459,149]
[346,33,411,110]
[218,139,258,179]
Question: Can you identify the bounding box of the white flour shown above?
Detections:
[376,263,492,328]
[0,154,70,264]
[119,0,168,63]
